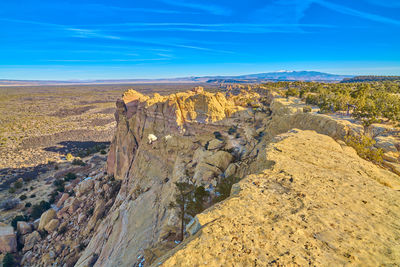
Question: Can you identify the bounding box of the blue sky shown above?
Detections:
[0,0,399,80]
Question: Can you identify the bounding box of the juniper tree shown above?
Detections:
[169,182,209,241]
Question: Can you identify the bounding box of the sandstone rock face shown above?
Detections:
[0,226,17,253]
[38,209,56,231]
[266,97,363,140]
[76,90,260,267]
[23,231,41,252]
[72,88,400,267]
[157,130,400,266]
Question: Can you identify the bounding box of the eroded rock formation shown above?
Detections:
[76,88,400,266]
[156,130,400,266]
[15,87,400,266]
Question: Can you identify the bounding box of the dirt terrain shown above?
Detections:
[0,83,218,221]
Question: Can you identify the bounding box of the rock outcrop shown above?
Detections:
[74,88,400,267]
[0,225,17,253]
[77,89,261,267]
[156,130,400,266]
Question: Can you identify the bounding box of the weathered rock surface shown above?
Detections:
[157,130,400,266]
[17,221,32,235]
[23,231,40,252]
[0,225,17,253]
[38,209,56,231]
[44,219,59,233]
[76,89,261,267]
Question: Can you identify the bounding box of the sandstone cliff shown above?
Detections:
[74,88,400,266]
[76,88,264,266]
[155,130,400,266]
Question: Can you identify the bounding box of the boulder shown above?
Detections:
[17,221,32,235]
[193,163,221,184]
[205,151,233,170]
[0,226,17,253]
[44,219,59,233]
[207,139,224,150]
[224,163,238,178]
[23,231,41,251]
[38,209,56,231]
[56,193,70,208]
[75,179,94,197]
[67,198,81,214]
[86,199,106,234]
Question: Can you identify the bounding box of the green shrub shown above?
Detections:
[14,181,23,189]
[215,176,241,203]
[53,179,65,192]
[213,131,223,140]
[19,195,27,201]
[285,87,299,98]
[65,172,77,181]
[30,194,36,198]
[3,253,15,267]
[8,187,15,194]
[303,106,312,113]
[228,126,237,135]
[31,201,51,219]
[100,150,106,155]
[25,202,32,208]
[66,153,74,161]
[345,135,383,164]
[58,223,68,234]
[72,159,85,166]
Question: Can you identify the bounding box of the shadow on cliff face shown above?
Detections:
[44,141,110,156]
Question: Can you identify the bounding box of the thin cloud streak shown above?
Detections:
[0,18,235,53]
[85,3,185,14]
[43,58,171,63]
[158,0,231,15]
[315,0,400,26]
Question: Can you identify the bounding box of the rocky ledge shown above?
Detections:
[157,129,400,266]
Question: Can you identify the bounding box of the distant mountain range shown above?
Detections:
[0,71,354,86]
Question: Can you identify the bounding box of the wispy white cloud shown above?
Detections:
[258,0,400,26]
[0,18,235,54]
[66,28,121,40]
[315,0,400,26]
[158,0,231,16]
[43,58,171,63]
[85,22,334,34]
